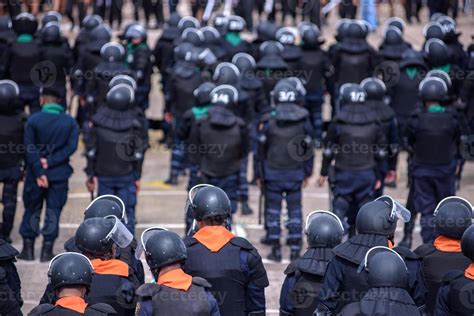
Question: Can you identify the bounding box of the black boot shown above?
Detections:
[165,175,178,185]
[290,249,300,261]
[260,236,272,245]
[40,241,55,263]
[267,245,282,262]
[241,201,254,215]
[18,239,35,261]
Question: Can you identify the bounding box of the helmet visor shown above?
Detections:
[135,226,168,259]
[376,195,411,222]
[104,215,133,248]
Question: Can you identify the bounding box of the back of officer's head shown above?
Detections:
[365,249,408,288]
[191,185,231,226]
[435,197,473,240]
[356,200,397,237]
[306,211,344,248]
[0,80,20,115]
[48,253,94,297]
[462,225,474,262]
[419,77,448,105]
[361,77,386,101]
[75,217,116,260]
[144,230,187,278]
[85,195,125,221]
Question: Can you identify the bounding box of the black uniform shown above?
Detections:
[0,241,22,312]
[30,303,116,315]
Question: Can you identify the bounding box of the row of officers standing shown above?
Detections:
[0,190,472,315]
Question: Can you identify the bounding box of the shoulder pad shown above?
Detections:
[29,304,56,315]
[284,261,298,275]
[413,243,436,257]
[86,303,117,315]
[394,246,419,260]
[192,277,212,288]
[230,237,255,250]
[442,270,464,283]
[0,239,19,260]
[183,236,199,247]
[136,283,161,298]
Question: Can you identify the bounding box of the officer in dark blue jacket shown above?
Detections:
[280,211,344,315]
[405,77,467,244]
[0,80,24,243]
[18,86,79,262]
[256,78,314,262]
[135,229,220,316]
[183,185,269,316]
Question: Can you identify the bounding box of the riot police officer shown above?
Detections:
[316,196,418,313]
[31,253,116,315]
[340,248,421,315]
[256,79,314,261]
[414,196,472,314]
[377,26,412,64]
[275,27,301,77]
[318,84,385,234]
[405,77,467,243]
[84,84,146,234]
[435,224,474,315]
[280,211,344,315]
[0,80,24,243]
[183,185,269,315]
[0,238,22,313]
[360,77,399,197]
[221,15,250,60]
[192,86,249,215]
[135,229,220,315]
[75,217,139,314]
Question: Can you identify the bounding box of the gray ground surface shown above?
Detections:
[7,2,474,314]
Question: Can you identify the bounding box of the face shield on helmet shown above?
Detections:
[375,195,411,223]
[103,215,133,249]
[434,196,473,217]
[305,210,345,233]
[135,226,169,259]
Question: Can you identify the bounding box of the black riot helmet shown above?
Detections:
[212,14,228,35]
[361,77,387,101]
[434,197,473,240]
[189,184,231,221]
[178,16,200,33]
[383,26,404,45]
[41,22,61,43]
[305,211,344,248]
[425,38,450,67]
[48,253,94,290]
[12,12,38,35]
[106,84,135,111]
[212,62,240,85]
[339,83,367,105]
[168,12,182,27]
[82,15,103,31]
[271,80,298,105]
[362,247,408,288]
[226,15,245,33]
[202,26,220,45]
[84,195,126,222]
[399,48,426,69]
[90,24,112,42]
[437,16,457,38]
[419,77,448,103]
[335,18,351,41]
[356,196,411,236]
[100,42,125,62]
[181,27,204,46]
[385,17,405,33]
[191,47,217,68]
[424,22,445,41]
[346,20,366,39]
[75,216,133,256]
[462,225,474,261]
[256,21,278,41]
[194,81,216,106]
[42,11,62,27]
[144,230,187,270]
[232,53,256,73]
[259,40,284,57]
[174,42,194,62]
[125,24,147,42]
[282,77,307,102]
[427,69,452,90]
[109,75,137,91]
[0,80,20,114]
[275,27,297,45]
[299,22,323,48]
[209,84,239,107]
